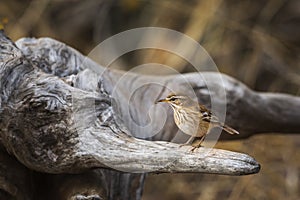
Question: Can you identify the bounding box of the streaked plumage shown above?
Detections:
[156,94,239,148]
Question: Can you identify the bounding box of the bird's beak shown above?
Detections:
[155,98,168,104]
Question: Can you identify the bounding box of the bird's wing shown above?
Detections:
[198,104,221,124]
[198,104,239,134]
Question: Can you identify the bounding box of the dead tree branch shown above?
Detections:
[9,31,300,198]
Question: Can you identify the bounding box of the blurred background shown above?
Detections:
[1,0,299,199]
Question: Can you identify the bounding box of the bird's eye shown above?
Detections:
[169,97,176,101]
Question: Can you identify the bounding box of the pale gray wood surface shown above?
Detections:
[4,30,300,199]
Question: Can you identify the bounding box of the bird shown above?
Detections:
[156,93,239,150]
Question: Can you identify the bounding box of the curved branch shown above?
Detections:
[0,31,261,175]
[16,37,300,142]
[101,70,300,141]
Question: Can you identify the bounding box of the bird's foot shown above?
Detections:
[189,136,205,151]
[190,143,202,152]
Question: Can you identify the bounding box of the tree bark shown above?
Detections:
[2,30,298,199]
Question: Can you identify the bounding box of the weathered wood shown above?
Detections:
[16,37,300,143]
[100,67,300,141]
[8,31,300,199]
[0,33,257,175]
[1,32,145,200]
[0,34,145,200]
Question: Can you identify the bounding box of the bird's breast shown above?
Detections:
[173,108,208,137]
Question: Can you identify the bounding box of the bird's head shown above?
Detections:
[156,93,193,108]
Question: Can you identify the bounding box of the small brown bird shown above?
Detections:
[156,94,239,149]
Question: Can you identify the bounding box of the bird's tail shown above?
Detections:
[221,124,239,135]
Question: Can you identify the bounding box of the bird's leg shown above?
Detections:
[179,136,195,147]
[190,135,206,151]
